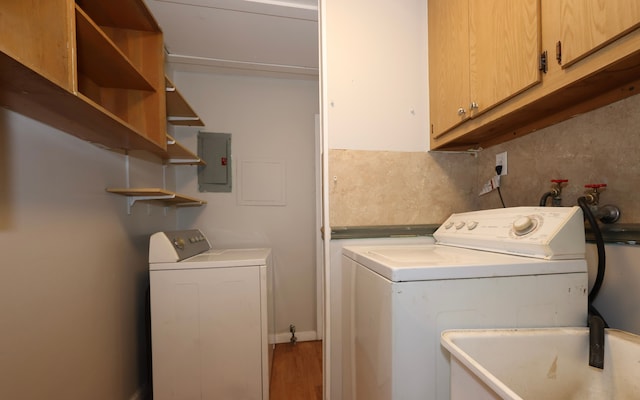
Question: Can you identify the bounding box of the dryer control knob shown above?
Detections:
[173,237,186,250]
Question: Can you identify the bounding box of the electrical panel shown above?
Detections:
[198,131,231,192]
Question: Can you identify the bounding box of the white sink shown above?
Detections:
[441,328,640,399]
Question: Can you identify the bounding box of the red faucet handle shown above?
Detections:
[585,184,607,193]
[551,179,568,183]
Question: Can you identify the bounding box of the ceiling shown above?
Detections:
[144,0,319,79]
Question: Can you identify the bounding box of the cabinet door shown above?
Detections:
[559,0,640,67]
[469,0,541,116]
[428,0,470,139]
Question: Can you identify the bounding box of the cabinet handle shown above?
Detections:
[457,107,466,116]
[470,102,479,110]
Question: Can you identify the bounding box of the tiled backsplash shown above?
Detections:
[329,93,640,227]
[328,149,477,226]
[476,93,640,222]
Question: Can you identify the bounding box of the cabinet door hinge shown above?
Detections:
[539,51,548,73]
[556,41,562,65]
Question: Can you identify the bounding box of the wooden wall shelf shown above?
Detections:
[106,188,207,208]
[75,0,160,31]
[165,77,205,126]
[3,0,208,216]
[163,135,206,165]
[0,0,166,153]
[75,7,154,90]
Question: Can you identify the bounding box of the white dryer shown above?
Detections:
[148,230,274,400]
[341,206,589,400]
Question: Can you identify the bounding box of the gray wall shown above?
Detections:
[171,70,321,342]
[0,109,177,399]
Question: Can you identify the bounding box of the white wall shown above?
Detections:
[320,0,430,396]
[170,71,321,341]
[324,0,429,152]
[0,109,176,399]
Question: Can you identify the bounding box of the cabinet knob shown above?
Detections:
[470,102,479,110]
[457,107,466,116]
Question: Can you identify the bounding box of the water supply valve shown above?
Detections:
[583,183,607,205]
[583,184,620,223]
[539,179,568,206]
[550,179,568,206]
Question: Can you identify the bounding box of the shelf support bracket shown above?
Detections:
[125,194,177,215]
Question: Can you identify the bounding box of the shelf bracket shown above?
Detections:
[167,116,201,123]
[125,194,176,215]
[429,147,483,158]
[168,158,203,165]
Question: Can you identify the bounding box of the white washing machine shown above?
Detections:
[148,230,274,400]
[341,206,589,400]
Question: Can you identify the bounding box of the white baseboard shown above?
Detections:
[275,330,318,344]
[129,384,149,400]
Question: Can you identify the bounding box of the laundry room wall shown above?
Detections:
[323,0,477,227]
[321,0,640,366]
[473,93,640,336]
[325,0,429,153]
[169,70,320,342]
[474,94,640,221]
[0,109,175,399]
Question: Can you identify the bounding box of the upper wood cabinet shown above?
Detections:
[428,0,541,139]
[558,0,640,68]
[428,0,469,137]
[429,0,640,150]
[0,0,167,154]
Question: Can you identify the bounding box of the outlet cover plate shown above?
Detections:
[496,152,508,175]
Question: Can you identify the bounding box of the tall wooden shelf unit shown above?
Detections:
[0,0,207,211]
[0,0,167,154]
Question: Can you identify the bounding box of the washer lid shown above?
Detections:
[343,244,586,282]
[150,248,272,271]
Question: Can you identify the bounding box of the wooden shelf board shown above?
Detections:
[75,6,154,90]
[167,117,205,126]
[165,76,205,126]
[75,0,160,31]
[106,188,207,207]
[164,135,206,165]
[0,53,166,155]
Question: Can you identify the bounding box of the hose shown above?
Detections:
[578,196,609,327]
[539,191,553,206]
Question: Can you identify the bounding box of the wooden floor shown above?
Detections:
[270,340,322,400]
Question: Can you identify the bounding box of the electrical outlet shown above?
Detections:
[496,152,508,175]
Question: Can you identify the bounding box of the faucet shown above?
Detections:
[588,313,605,369]
[583,184,620,223]
[539,179,568,206]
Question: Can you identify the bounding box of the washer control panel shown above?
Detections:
[434,206,585,260]
[149,229,212,263]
